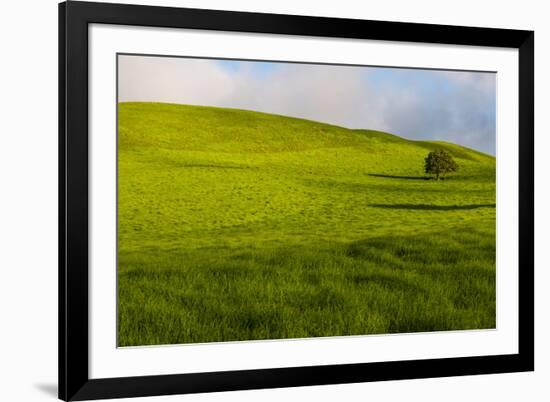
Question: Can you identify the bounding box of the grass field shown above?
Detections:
[117,102,496,347]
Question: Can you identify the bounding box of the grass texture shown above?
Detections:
[117,102,496,346]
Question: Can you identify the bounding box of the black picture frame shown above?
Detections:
[59,1,534,400]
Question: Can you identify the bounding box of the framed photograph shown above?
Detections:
[59,1,534,400]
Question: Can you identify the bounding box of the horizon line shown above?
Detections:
[117,101,495,157]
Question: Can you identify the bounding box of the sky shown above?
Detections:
[118,55,496,155]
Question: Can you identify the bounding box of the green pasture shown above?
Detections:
[117,102,496,346]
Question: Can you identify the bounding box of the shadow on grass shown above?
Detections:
[350,272,426,294]
[181,163,249,169]
[369,203,496,211]
[368,173,429,180]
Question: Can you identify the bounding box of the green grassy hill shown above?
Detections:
[118,102,496,346]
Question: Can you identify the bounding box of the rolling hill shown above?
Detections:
[117,102,496,346]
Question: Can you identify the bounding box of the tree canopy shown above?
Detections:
[424,150,458,180]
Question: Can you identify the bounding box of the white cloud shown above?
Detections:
[437,70,496,96]
[221,63,369,128]
[118,56,235,105]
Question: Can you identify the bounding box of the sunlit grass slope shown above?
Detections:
[118,102,496,346]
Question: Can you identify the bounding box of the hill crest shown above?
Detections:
[118,102,494,162]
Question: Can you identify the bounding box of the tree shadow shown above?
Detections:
[368,173,429,180]
[369,203,496,211]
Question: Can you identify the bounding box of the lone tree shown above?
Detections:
[424,150,458,180]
